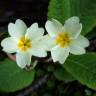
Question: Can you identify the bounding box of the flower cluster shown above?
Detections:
[1,16,89,68]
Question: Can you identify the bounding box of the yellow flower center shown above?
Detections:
[18,37,32,52]
[55,32,70,48]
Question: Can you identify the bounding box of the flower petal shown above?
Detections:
[51,46,69,64]
[1,37,17,53]
[69,43,86,55]
[64,16,82,39]
[42,35,55,51]
[16,52,31,68]
[8,19,27,39]
[71,35,89,48]
[25,23,44,40]
[32,35,52,50]
[30,36,48,57]
[30,49,47,57]
[45,19,63,37]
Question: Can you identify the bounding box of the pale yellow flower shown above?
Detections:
[45,16,89,64]
[1,19,48,68]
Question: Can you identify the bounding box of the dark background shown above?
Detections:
[0,0,49,27]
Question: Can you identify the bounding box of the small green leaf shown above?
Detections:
[63,53,96,89]
[48,0,96,35]
[54,67,74,82]
[0,59,35,92]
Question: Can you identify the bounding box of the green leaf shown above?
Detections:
[54,67,74,82]
[0,59,35,92]
[62,53,96,89]
[48,0,96,35]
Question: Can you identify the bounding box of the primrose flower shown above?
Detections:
[45,16,89,64]
[1,19,48,68]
